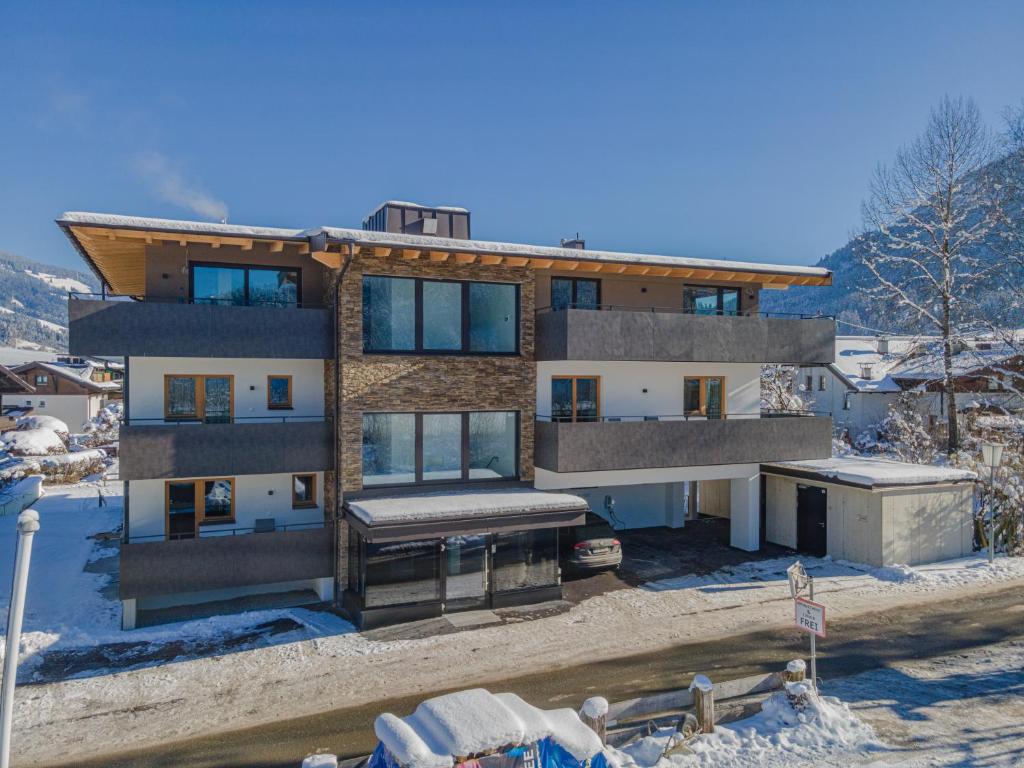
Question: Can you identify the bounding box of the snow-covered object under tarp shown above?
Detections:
[369,689,607,768]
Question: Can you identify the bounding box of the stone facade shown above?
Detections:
[335,250,537,494]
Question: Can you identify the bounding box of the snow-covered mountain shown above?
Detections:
[0,250,98,352]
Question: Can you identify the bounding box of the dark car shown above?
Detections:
[560,513,622,573]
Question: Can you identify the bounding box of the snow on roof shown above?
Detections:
[765,457,977,488]
[346,488,587,526]
[890,342,1021,382]
[366,200,471,218]
[59,211,831,280]
[373,689,603,768]
[320,225,831,278]
[14,360,120,391]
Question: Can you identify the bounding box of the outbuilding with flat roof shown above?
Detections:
[761,457,977,567]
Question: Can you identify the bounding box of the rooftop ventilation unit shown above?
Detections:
[363,201,470,239]
[560,234,585,250]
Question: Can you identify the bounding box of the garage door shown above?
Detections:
[797,484,827,557]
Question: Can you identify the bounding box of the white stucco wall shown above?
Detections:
[536,361,763,420]
[127,357,325,422]
[127,471,325,541]
[3,393,102,432]
[571,482,687,529]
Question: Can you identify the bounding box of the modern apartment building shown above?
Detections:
[60,201,834,629]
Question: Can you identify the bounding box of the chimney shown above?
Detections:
[877,337,889,355]
[859,363,874,380]
[560,234,585,250]
[363,201,471,239]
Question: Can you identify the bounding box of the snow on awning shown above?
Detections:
[373,688,603,768]
[344,488,589,542]
[763,457,977,489]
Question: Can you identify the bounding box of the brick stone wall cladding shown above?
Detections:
[337,251,537,493]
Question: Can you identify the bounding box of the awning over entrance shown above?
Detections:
[344,487,589,542]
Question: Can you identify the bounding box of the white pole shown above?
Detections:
[988,463,996,565]
[0,510,39,768]
[809,576,817,689]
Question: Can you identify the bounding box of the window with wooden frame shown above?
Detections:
[292,473,317,508]
[164,374,234,423]
[267,375,293,409]
[34,374,48,385]
[164,477,235,539]
[683,376,726,419]
[551,376,601,422]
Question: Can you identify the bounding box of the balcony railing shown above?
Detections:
[536,302,832,319]
[119,417,333,480]
[68,292,333,359]
[534,411,833,473]
[128,520,326,543]
[119,523,334,600]
[535,304,836,364]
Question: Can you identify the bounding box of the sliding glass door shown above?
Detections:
[444,534,488,610]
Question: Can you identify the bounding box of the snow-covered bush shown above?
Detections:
[37,450,106,484]
[15,414,70,438]
[952,427,1024,556]
[854,393,936,463]
[76,401,121,447]
[0,428,66,456]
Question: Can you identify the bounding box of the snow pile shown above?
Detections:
[374,689,603,767]
[0,428,65,456]
[300,754,338,768]
[581,697,609,719]
[612,684,877,767]
[348,489,587,525]
[15,415,70,436]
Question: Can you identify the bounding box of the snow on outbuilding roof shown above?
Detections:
[764,456,977,489]
[373,688,603,768]
[346,488,588,526]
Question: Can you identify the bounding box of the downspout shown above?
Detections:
[333,240,356,606]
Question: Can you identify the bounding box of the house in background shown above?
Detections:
[5,358,121,431]
[0,364,35,431]
[802,334,1024,440]
[60,201,835,630]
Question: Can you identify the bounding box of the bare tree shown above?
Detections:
[859,96,1000,454]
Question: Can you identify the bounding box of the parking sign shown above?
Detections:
[794,597,826,638]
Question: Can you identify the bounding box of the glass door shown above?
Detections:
[705,378,723,420]
[204,376,232,423]
[167,481,197,539]
[444,534,488,610]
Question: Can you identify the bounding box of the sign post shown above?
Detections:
[787,561,824,688]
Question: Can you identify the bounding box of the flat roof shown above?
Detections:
[57,211,832,296]
[344,488,589,542]
[763,457,977,489]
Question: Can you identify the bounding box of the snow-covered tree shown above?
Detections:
[859,96,1002,454]
[761,365,811,413]
[855,393,936,464]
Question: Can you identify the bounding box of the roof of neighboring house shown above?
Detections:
[56,211,832,296]
[0,365,35,395]
[815,334,1024,394]
[763,456,977,489]
[11,360,120,393]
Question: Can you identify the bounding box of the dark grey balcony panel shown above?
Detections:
[120,526,333,599]
[68,297,333,358]
[119,420,333,480]
[534,416,833,473]
[536,309,835,364]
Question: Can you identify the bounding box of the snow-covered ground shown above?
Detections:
[7,483,1024,765]
[610,640,1024,767]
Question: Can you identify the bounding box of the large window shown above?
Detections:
[551,376,600,422]
[362,411,519,486]
[684,376,726,419]
[363,539,442,607]
[551,277,600,311]
[191,264,300,307]
[362,276,519,354]
[164,477,235,539]
[164,374,233,423]
[683,286,740,316]
[492,529,559,592]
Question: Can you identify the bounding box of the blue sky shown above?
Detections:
[2,1,1023,272]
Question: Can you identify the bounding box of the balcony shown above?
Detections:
[535,306,835,364]
[119,416,333,480]
[119,523,333,600]
[68,294,333,359]
[534,412,832,473]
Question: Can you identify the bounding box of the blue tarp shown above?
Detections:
[368,737,609,768]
